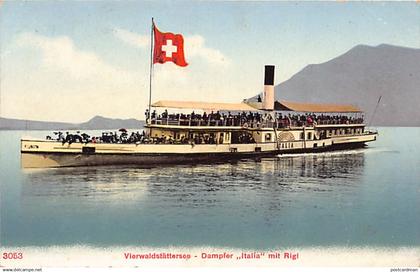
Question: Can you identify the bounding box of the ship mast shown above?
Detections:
[147,18,155,125]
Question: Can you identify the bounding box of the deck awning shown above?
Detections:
[152,100,258,111]
[275,100,361,113]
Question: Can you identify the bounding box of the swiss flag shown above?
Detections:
[153,24,188,67]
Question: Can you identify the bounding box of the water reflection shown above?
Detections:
[5,128,420,247]
[15,150,371,247]
[22,150,365,206]
[22,167,150,203]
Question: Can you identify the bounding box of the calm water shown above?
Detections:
[0,128,419,248]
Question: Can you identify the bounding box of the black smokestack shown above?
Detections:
[263,65,275,110]
[264,65,275,86]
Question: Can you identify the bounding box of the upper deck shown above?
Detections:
[146,111,365,131]
[147,99,365,131]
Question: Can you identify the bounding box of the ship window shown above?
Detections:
[219,133,224,144]
[300,132,305,140]
[82,146,95,154]
[265,133,272,141]
[291,143,293,148]
[307,132,312,140]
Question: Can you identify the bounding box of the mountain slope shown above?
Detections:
[0,117,76,130]
[78,116,144,130]
[0,116,144,130]
[260,44,420,126]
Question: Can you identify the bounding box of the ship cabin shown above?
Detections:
[145,99,367,146]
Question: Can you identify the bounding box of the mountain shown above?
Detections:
[78,116,144,130]
[253,44,420,126]
[0,116,144,130]
[0,117,76,130]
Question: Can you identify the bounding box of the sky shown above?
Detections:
[0,1,419,122]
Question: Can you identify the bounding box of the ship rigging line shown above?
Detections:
[368,95,382,128]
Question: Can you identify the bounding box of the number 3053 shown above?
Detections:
[2,252,23,259]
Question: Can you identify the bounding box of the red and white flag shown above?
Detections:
[153,23,188,67]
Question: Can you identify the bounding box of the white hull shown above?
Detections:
[21,133,377,168]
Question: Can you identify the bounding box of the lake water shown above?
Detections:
[0,127,419,249]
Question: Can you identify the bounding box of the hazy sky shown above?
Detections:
[0,1,419,122]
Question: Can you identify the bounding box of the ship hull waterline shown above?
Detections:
[21,141,372,168]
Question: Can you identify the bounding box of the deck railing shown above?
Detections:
[150,117,278,128]
[149,117,364,129]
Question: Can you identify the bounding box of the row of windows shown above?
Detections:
[173,132,230,141]
[296,128,365,140]
[172,127,365,143]
[280,142,294,149]
[326,128,364,136]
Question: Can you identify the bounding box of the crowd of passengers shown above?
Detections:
[47,130,256,145]
[146,109,364,128]
[47,130,148,144]
[46,111,363,145]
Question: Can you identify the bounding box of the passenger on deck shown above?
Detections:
[145,109,150,122]
[81,133,90,143]
[64,132,73,144]
[58,132,64,142]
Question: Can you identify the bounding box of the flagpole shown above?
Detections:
[147,17,154,125]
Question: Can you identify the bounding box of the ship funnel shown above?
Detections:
[262,65,275,110]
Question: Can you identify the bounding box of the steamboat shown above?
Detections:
[21,66,377,168]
